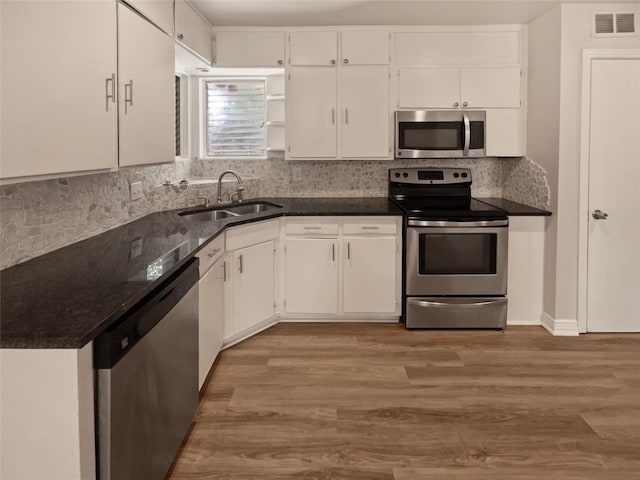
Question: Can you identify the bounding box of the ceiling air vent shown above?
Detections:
[592,12,637,37]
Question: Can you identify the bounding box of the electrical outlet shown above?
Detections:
[292,166,303,182]
[130,181,143,201]
[129,237,143,259]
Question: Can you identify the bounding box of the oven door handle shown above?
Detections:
[408,298,507,309]
[407,219,509,228]
[462,112,470,157]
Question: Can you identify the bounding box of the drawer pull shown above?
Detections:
[361,226,380,230]
[303,226,322,230]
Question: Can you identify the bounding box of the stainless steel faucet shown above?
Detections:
[217,170,244,203]
[197,196,209,208]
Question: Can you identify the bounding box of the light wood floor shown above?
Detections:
[168,323,640,479]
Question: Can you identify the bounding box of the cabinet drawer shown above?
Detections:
[286,221,339,235]
[197,234,225,275]
[226,219,280,251]
[343,220,398,235]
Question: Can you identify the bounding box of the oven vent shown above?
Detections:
[592,12,637,36]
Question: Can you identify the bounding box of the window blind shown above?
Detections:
[205,80,266,157]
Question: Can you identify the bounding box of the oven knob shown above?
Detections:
[461,173,468,178]
[395,172,401,178]
[453,173,459,178]
[403,172,409,178]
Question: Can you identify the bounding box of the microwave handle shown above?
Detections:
[462,112,470,157]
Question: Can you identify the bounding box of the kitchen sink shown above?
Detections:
[178,201,283,221]
[225,202,283,215]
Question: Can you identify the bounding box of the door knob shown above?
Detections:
[592,209,609,220]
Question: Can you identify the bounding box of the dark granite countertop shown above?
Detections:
[477,197,552,216]
[1,197,402,349]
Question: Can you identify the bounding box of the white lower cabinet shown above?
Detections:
[285,237,339,314]
[284,217,401,317]
[197,236,225,390]
[224,220,279,342]
[343,236,397,314]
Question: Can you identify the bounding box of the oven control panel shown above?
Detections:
[389,168,471,185]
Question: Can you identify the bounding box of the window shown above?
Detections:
[204,79,266,158]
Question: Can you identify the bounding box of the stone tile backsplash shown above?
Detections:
[1,155,549,269]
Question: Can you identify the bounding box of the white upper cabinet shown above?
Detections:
[398,66,521,109]
[124,0,174,35]
[215,31,285,67]
[485,109,526,157]
[118,3,175,167]
[460,67,521,108]
[393,31,521,66]
[340,67,390,158]
[0,0,117,180]
[287,67,337,158]
[289,31,338,66]
[341,30,390,65]
[175,0,213,63]
[398,68,460,109]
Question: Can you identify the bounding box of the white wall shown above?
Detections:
[528,2,640,330]
[556,3,640,322]
[527,5,562,319]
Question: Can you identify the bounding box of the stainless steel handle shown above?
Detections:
[462,112,470,156]
[124,79,134,114]
[408,219,509,228]
[408,298,506,309]
[453,102,459,108]
[343,58,349,64]
[361,226,379,230]
[592,209,609,220]
[303,226,321,230]
[332,243,335,261]
[347,242,350,260]
[105,73,115,112]
[331,108,335,124]
[222,261,227,281]
[177,33,184,40]
[207,248,220,259]
[345,108,349,125]
[238,254,243,274]
[463,101,469,107]
[331,59,336,65]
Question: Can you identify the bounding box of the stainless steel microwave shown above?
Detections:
[395,110,486,159]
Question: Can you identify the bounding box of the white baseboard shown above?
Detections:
[541,312,580,336]
[507,318,542,326]
[279,317,399,323]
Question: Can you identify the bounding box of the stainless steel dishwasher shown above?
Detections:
[94,258,199,480]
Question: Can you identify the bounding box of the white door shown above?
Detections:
[198,257,225,389]
[125,0,174,34]
[587,58,640,332]
[233,241,275,333]
[341,67,390,158]
[215,31,285,67]
[118,3,175,167]
[285,238,338,314]
[0,0,117,179]
[175,0,213,63]
[287,67,337,158]
[460,67,521,108]
[341,30,390,65]
[343,237,397,314]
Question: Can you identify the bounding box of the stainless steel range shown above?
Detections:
[389,167,509,329]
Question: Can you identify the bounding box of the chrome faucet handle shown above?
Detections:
[229,186,245,204]
[197,196,209,207]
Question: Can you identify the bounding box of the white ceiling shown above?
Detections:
[192,0,635,27]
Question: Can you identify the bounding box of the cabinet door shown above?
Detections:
[397,68,460,109]
[485,109,526,157]
[175,0,212,63]
[0,1,117,180]
[233,241,275,333]
[285,238,338,314]
[343,237,397,314]
[215,31,285,67]
[289,31,338,66]
[125,0,174,35]
[118,4,175,167]
[341,30,390,65]
[287,67,337,158]
[198,257,225,389]
[460,67,521,108]
[341,67,390,158]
